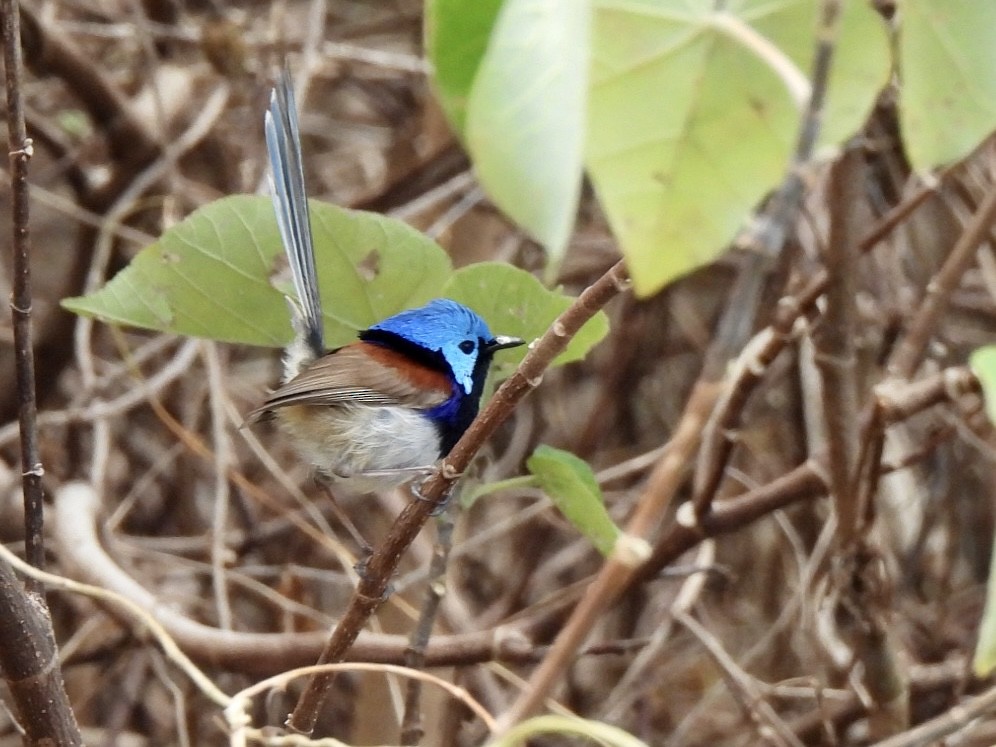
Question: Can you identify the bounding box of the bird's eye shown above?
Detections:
[459,340,476,354]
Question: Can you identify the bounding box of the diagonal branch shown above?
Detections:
[3,0,42,582]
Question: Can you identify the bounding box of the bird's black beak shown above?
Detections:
[485,335,526,354]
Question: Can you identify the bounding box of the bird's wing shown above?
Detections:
[249,342,451,419]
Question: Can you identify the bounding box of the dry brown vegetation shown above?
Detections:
[3,1,996,746]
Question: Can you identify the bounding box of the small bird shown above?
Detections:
[249,69,524,493]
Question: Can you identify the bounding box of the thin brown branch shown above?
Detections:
[869,678,996,747]
[400,513,455,745]
[0,561,83,745]
[676,611,805,747]
[3,0,42,583]
[789,656,971,744]
[0,6,79,709]
[888,147,996,379]
[814,145,863,542]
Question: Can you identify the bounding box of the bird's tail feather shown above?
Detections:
[265,67,324,364]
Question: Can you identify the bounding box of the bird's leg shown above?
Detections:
[410,464,462,517]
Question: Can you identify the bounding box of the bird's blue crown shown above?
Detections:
[365,299,495,395]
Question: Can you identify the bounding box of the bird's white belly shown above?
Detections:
[277,403,441,493]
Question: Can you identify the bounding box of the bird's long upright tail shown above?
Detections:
[265,67,324,374]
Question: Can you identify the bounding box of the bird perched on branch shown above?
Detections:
[249,69,524,493]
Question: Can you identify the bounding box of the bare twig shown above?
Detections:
[495,377,716,732]
[888,145,996,380]
[203,341,234,631]
[814,145,863,543]
[226,662,494,747]
[400,512,456,745]
[868,678,996,747]
[0,561,83,745]
[3,0,43,584]
[0,11,83,720]
[676,610,805,747]
[815,145,909,738]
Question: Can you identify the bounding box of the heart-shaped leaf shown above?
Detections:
[586,0,890,296]
[464,0,590,262]
[63,195,452,347]
[899,0,996,172]
[443,261,609,376]
[426,0,505,132]
[527,444,620,556]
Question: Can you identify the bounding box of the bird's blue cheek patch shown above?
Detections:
[443,351,475,394]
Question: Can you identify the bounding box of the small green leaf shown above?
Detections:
[442,262,609,375]
[63,195,452,347]
[970,346,996,675]
[486,714,649,747]
[57,109,91,139]
[900,1,996,172]
[464,0,590,261]
[526,445,620,556]
[973,536,996,677]
[425,0,504,132]
[971,347,996,426]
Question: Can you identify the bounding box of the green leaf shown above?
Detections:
[973,534,996,677]
[899,1,996,172]
[971,346,996,426]
[63,195,451,347]
[464,0,590,261]
[586,0,890,297]
[56,108,91,139]
[970,347,996,675]
[425,0,504,132]
[485,714,649,747]
[526,445,620,556]
[442,262,609,375]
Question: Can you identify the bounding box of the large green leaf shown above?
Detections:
[899,1,996,172]
[527,445,621,556]
[443,262,609,376]
[586,0,889,296]
[63,195,451,347]
[425,0,504,132]
[464,0,590,261]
